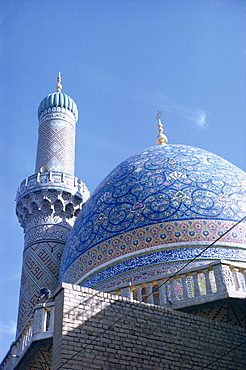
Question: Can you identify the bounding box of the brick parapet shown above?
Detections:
[52,283,246,369]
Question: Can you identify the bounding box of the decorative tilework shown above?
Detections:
[16,90,89,338]
[16,172,89,205]
[95,260,213,291]
[60,145,246,288]
[16,240,64,335]
[24,340,52,369]
[61,219,246,286]
[72,246,246,289]
[38,92,78,121]
[35,115,76,175]
[16,184,89,336]
[183,301,246,327]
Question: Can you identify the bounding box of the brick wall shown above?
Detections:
[52,283,246,370]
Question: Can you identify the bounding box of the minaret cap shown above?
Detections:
[38,73,78,121]
[56,72,62,92]
[156,111,168,145]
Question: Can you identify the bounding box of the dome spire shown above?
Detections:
[156,111,168,145]
[56,72,62,92]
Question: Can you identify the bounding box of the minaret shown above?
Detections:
[15,75,90,336]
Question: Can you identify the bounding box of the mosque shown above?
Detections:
[1,76,246,369]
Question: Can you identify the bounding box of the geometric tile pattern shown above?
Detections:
[17,240,65,336]
[181,299,246,327]
[16,183,88,337]
[21,340,52,369]
[16,172,88,336]
[35,116,75,175]
[60,144,246,287]
[68,217,246,286]
[15,91,86,339]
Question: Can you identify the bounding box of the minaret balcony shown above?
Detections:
[16,171,89,204]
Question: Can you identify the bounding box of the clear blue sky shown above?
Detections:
[0,0,245,360]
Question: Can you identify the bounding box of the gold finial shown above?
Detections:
[56,72,62,92]
[156,111,168,145]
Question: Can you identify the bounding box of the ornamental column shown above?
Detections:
[15,75,90,336]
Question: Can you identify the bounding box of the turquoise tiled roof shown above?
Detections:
[38,92,78,121]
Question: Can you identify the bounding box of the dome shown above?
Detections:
[60,144,246,290]
[38,92,78,121]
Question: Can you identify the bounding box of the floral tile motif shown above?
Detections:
[60,145,246,286]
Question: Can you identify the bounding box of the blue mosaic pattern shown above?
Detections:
[60,145,246,285]
[81,247,246,288]
[35,115,76,175]
[17,240,64,335]
[94,260,215,291]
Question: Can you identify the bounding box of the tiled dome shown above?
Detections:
[38,92,78,121]
[60,145,246,289]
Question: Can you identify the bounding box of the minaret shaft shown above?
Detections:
[15,172,87,335]
[35,110,76,175]
[15,78,90,336]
